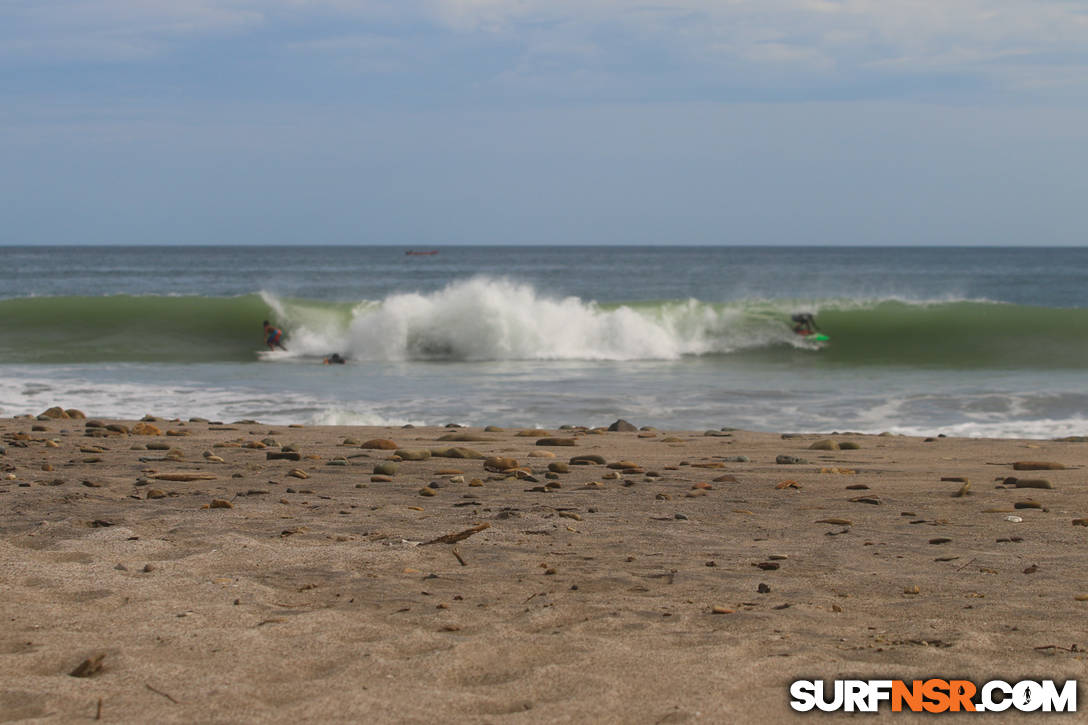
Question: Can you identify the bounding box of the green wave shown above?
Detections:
[810,300,1088,368]
[0,294,284,363]
[2,294,1087,368]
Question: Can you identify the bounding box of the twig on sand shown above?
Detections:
[95,698,102,720]
[1034,644,1079,653]
[145,683,179,704]
[452,548,467,566]
[422,523,490,546]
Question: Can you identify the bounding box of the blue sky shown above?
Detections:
[2,0,1087,245]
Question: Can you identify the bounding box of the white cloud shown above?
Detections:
[4,0,1088,99]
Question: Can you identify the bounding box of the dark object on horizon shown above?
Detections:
[324,353,346,365]
[405,250,439,256]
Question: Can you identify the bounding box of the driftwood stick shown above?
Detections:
[422,523,490,546]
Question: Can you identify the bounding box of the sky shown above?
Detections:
[2,0,1087,246]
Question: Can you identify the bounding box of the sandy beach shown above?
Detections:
[2,410,1086,723]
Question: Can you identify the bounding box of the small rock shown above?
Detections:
[484,456,518,472]
[209,499,233,509]
[288,469,310,479]
[1012,461,1066,471]
[536,438,577,447]
[69,654,106,678]
[395,449,431,461]
[776,455,807,465]
[809,439,839,450]
[361,439,399,450]
[607,419,638,432]
[1014,479,1053,490]
[548,462,570,473]
[373,462,398,476]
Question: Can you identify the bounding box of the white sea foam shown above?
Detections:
[261,278,801,362]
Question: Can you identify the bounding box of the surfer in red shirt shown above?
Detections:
[263,320,287,351]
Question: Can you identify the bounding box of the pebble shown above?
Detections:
[809,439,839,450]
[570,454,607,465]
[146,489,167,499]
[1013,479,1053,489]
[419,488,437,497]
[1014,501,1043,509]
[776,455,807,465]
[373,462,398,476]
[1012,461,1066,470]
[287,469,309,479]
[431,447,485,459]
[711,606,734,614]
[536,438,577,447]
[209,499,233,509]
[361,439,399,450]
[396,449,431,461]
[484,456,518,472]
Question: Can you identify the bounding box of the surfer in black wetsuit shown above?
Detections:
[791,313,817,336]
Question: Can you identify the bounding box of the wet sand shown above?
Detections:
[1,413,1086,723]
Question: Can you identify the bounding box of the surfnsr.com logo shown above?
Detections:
[790,679,1077,713]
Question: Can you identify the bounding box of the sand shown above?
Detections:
[1,414,1086,723]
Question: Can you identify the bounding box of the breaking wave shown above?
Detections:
[2,277,1087,368]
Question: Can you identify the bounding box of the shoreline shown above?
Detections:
[2,412,1086,722]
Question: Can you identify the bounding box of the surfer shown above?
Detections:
[263,320,287,351]
[791,313,818,336]
[324,353,346,365]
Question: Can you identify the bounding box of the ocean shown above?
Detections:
[2,245,1087,438]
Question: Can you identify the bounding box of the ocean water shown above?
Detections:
[2,245,1088,438]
